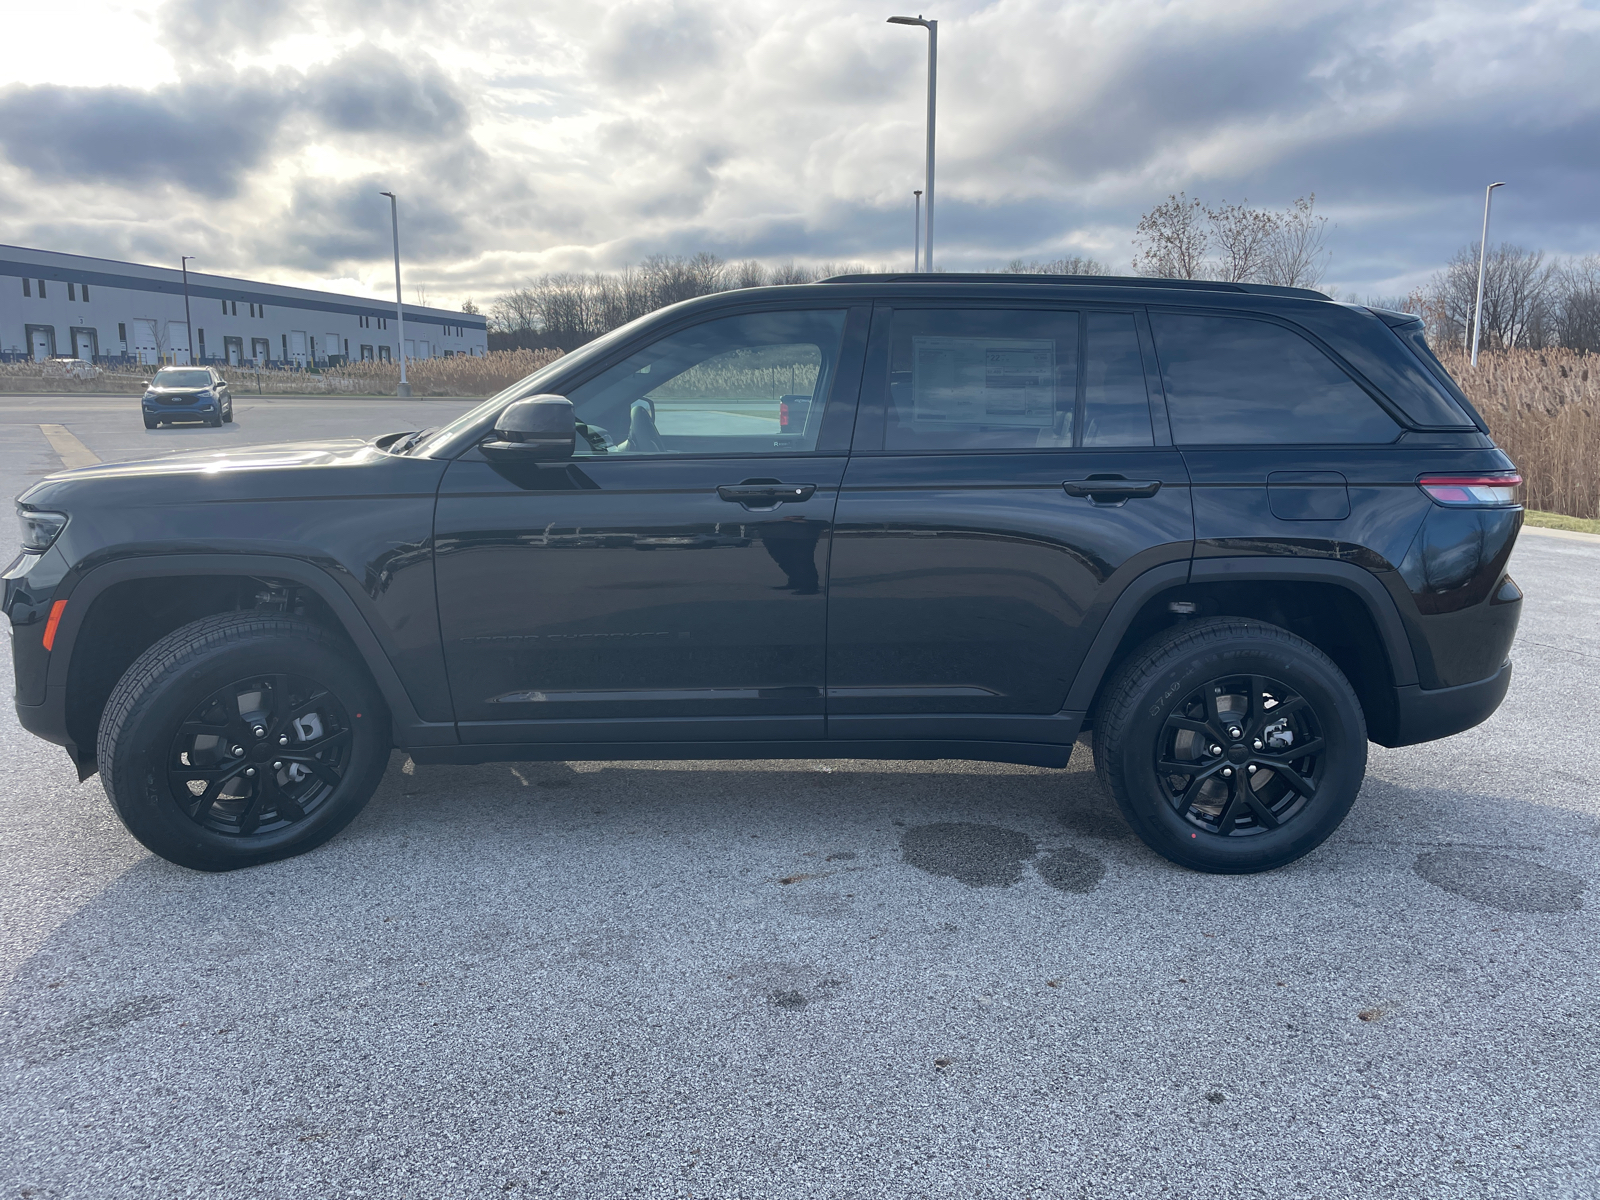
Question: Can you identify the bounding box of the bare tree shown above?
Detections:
[460,298,480,315]
[1132,192,1329,288]
[1259,196,1330,289]
[730,260,768,290]
[1132,193,1209,279]
[1209,201,1282,283]
[997,256,1111,275]
[1554,256,1600,352]
[769,261,817,285]
[1428,243,1557,352]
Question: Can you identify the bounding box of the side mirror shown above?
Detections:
[483,394,576,460]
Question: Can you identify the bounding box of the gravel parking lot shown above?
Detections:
[0,393,1595,1199]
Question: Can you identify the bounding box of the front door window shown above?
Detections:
[564,310,847,456]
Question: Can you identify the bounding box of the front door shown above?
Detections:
[827,304,1195,745]
[434,305,867,746]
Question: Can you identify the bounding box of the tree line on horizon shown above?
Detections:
[484,193,1599,355]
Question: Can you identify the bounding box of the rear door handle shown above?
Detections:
[1062,478,1162,500]
[717,483,817,508]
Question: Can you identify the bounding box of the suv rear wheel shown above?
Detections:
[97,612,390,871]
[1092,618,1367,874]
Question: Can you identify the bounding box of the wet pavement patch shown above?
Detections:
[900,822,1037,888]
[1413,850,1585,913]
[1035,847,1107,894]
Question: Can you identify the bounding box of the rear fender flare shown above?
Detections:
[1063,557,1419,714]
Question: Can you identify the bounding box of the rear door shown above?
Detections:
[433,305,868,747]
[826,303,1194,746]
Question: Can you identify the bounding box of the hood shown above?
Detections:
[18,437,396,508]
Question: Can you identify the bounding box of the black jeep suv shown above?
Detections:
[6,275,1522,873]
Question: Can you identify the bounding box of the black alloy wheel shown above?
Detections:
[1093,617,1366,874]
[98,612,390,870]
[1156,674,1323,837]
[169,673,352,837]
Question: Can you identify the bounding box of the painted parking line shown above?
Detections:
[38,424,102,470]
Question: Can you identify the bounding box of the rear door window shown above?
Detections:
[879,308,1156,450]
[1151,313,1400,445]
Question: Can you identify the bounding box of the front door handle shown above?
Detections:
[717,482,817,508]
[1062,477,1162,501]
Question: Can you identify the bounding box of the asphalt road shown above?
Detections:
[0,393,1595,1200]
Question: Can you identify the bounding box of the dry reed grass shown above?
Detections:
[1438,347,1600,519]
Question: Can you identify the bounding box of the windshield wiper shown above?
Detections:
[395,427,437,454]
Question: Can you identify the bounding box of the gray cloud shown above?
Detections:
[0,80,280,195]
[302,46,468,137]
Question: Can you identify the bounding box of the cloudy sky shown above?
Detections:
[1,0,1597,310]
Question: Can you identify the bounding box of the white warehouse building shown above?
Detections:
[0,244,488,367]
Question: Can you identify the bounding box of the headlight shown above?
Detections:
[18,508,68,553]
[196,389,213,399]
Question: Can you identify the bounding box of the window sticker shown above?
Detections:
[910,336,1056,427]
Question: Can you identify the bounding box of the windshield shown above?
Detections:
[402,316,661,457]
[152,369,211,389]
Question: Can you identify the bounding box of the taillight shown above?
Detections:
[779,401,790,429]
[1417,473,1521,506]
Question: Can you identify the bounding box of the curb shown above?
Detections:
[1521,524,1600,545]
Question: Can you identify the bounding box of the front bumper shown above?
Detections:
[1377,660,1513,748]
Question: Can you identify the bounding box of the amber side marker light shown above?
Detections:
[1417,473,1522,506]
[42,600,66,651]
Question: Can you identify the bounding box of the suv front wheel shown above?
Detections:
[1093,618,1367,874]
[97,612,391,871]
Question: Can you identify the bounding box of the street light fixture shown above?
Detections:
[180,255,196,365]
[913,189,923,272]
[379,190,411,396]
[1471,182,1506,368]
[888,14,937,272]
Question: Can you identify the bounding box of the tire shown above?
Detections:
[207,412,222,427]
[97,612,391,871]
[222,404,234,424]
[1092,617,1367,875]
[143,415,159,429]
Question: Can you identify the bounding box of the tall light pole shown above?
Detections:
[1471,181,1506,367]
[888,15,936,272]
[180,255,196,364]
[913,189,923,272]
[379,190,411,396]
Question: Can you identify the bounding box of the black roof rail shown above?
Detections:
[818,272,1330,301]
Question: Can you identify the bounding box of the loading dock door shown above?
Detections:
[72,328,98,360]
[28,327,55,362]
[224,336,243,365]
[131,320,159,364]
[251,338,270,364]
[289,330,308,367]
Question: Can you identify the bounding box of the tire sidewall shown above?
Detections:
[1111,636,1367,873]
[107,635,388,870]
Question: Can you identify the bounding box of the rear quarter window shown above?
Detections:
[1151,313,1401,445]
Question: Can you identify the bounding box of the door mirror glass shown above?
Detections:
[486,394,576,459]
